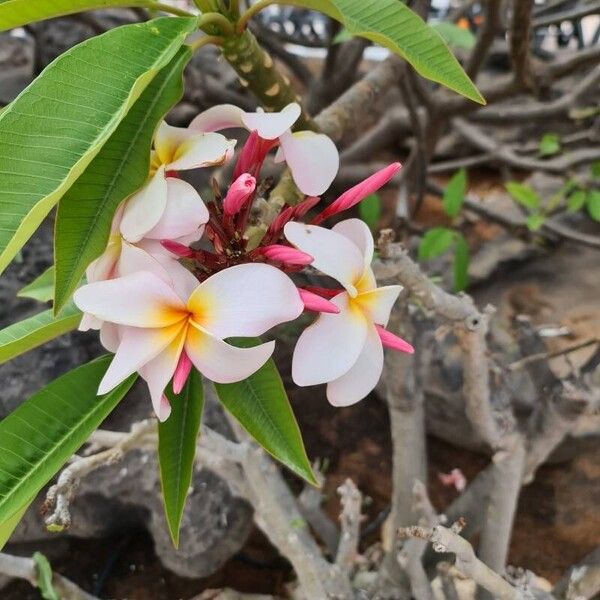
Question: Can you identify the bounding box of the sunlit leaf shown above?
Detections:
[283,0,484,103]
[0,16,196,277]
[0,356,136,548]
[54,46,192,312]
[418,227,454,260]
[526,213,545,231]
[358,193,381,230]
[214,338,316,485]
[506,181,539,210]
[453,233,469,291]
[158,369,204,548]
[0,304,81,365]
[18,266,55,303]
[33,552,59,600]
[538,133,561,157]
[432,22,476,50]
[566,189,586,212]
[442,168,467,217]
[587,190,600,221]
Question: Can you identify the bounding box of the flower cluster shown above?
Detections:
[74,103,413,421]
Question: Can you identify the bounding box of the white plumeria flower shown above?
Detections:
[120,121,234,243]
[189,103,339,196]
[74,263,304,421]
[285,218,412,407]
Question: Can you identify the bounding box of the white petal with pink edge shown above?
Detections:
[167,132,235,171]
[185,323,274,383]
[144,178,209,240]
[355,285,402,326]
[189,104,245,133]
[73,271,186,328]
[98,323,184,394]
[187,263,303,338]
[291,293,368,386]
[327,324,384,407]
[99,322,120,353]
[333,219,374,267]
[120,167,168,243]
[138,325,188,421]
[241,103,301,139]
[277,130,339,196]
[284,222,364,295]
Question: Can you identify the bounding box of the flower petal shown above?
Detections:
[120,168,168,243]
[98,322,184,394]
[86,240,120,283]
[333,218,374,268]
[168,132,236,171]
[277,130,339,196]
[73,271,187,328]
[99,322,120,353]
[355,285,402,326]
[284,222,364,294]
[292,293,368,386]
[185,323,274,383]
[117,241,171,280]
[241,103,301,139]
[189,104,245,133]
[144,178,209,240]
[327,324,383,407]
[187,263,303,338]
[138,324,188,421]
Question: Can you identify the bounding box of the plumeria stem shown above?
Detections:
[188,34,224,52]
[236,0,280,32]
[198,11,235,35]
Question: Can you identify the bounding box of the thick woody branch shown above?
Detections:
[399,523,524,600]
[509,0,535,88]
[466,0,502,79]
[335,479,363,573]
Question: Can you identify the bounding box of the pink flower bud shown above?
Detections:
[267,196,321,238]
[233,130,278,179]
[375,324,414,354]
[160,239,194,258]
[172,351,192,394]
[298,289,340,314]
[313,162,401,224]
[438,469,467,492]
[223,173,257,216]
[259,244,314,266]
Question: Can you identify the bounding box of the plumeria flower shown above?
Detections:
[284,218,413,407]
[74,263,304,421]
[120,121,235,243]
[190,103,339,196]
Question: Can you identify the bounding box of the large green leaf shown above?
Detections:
[0,304,81,365]
[0,499,31,550]
[0,0,186,32]
[0,356,136,546]
[283,0,484,103]
[0,16,196,277]
[214,338,316,485]
[158,369,204,548]
[18,266,55,302]
[54,47,192,312]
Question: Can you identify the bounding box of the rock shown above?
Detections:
[0,32,35,104]
[1,224,253,580]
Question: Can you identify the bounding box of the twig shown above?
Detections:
[509,0,535,88]
[335,479,363,574]
[507,338,599,371]
[466,0,502,79]
[399,522,524,600]
[298,482,340,557]
[0,552,99,600]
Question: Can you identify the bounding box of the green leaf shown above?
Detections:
[0,499,31,550]
[214,338,316,485]
[33,552,59,600]
[333,27,354,44]
[18,266,55,302]
[442,168,467,217]
[526,213,545,231]
[587,190,600,221]
[158,369,204,548]
[358,193,381,230]
[54,46,192,312]
[453,233,469,292]
[0,16,196,277]
[506,182,539,210]
[418,227,454,260]
[0,356,136,546]
[566,189,587,212]
[0,0,179,31]
[538,133,561,157]
[432,22,476,50]
[284,0,484,104]
[0,304,81,365]
[591,161,600,179]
